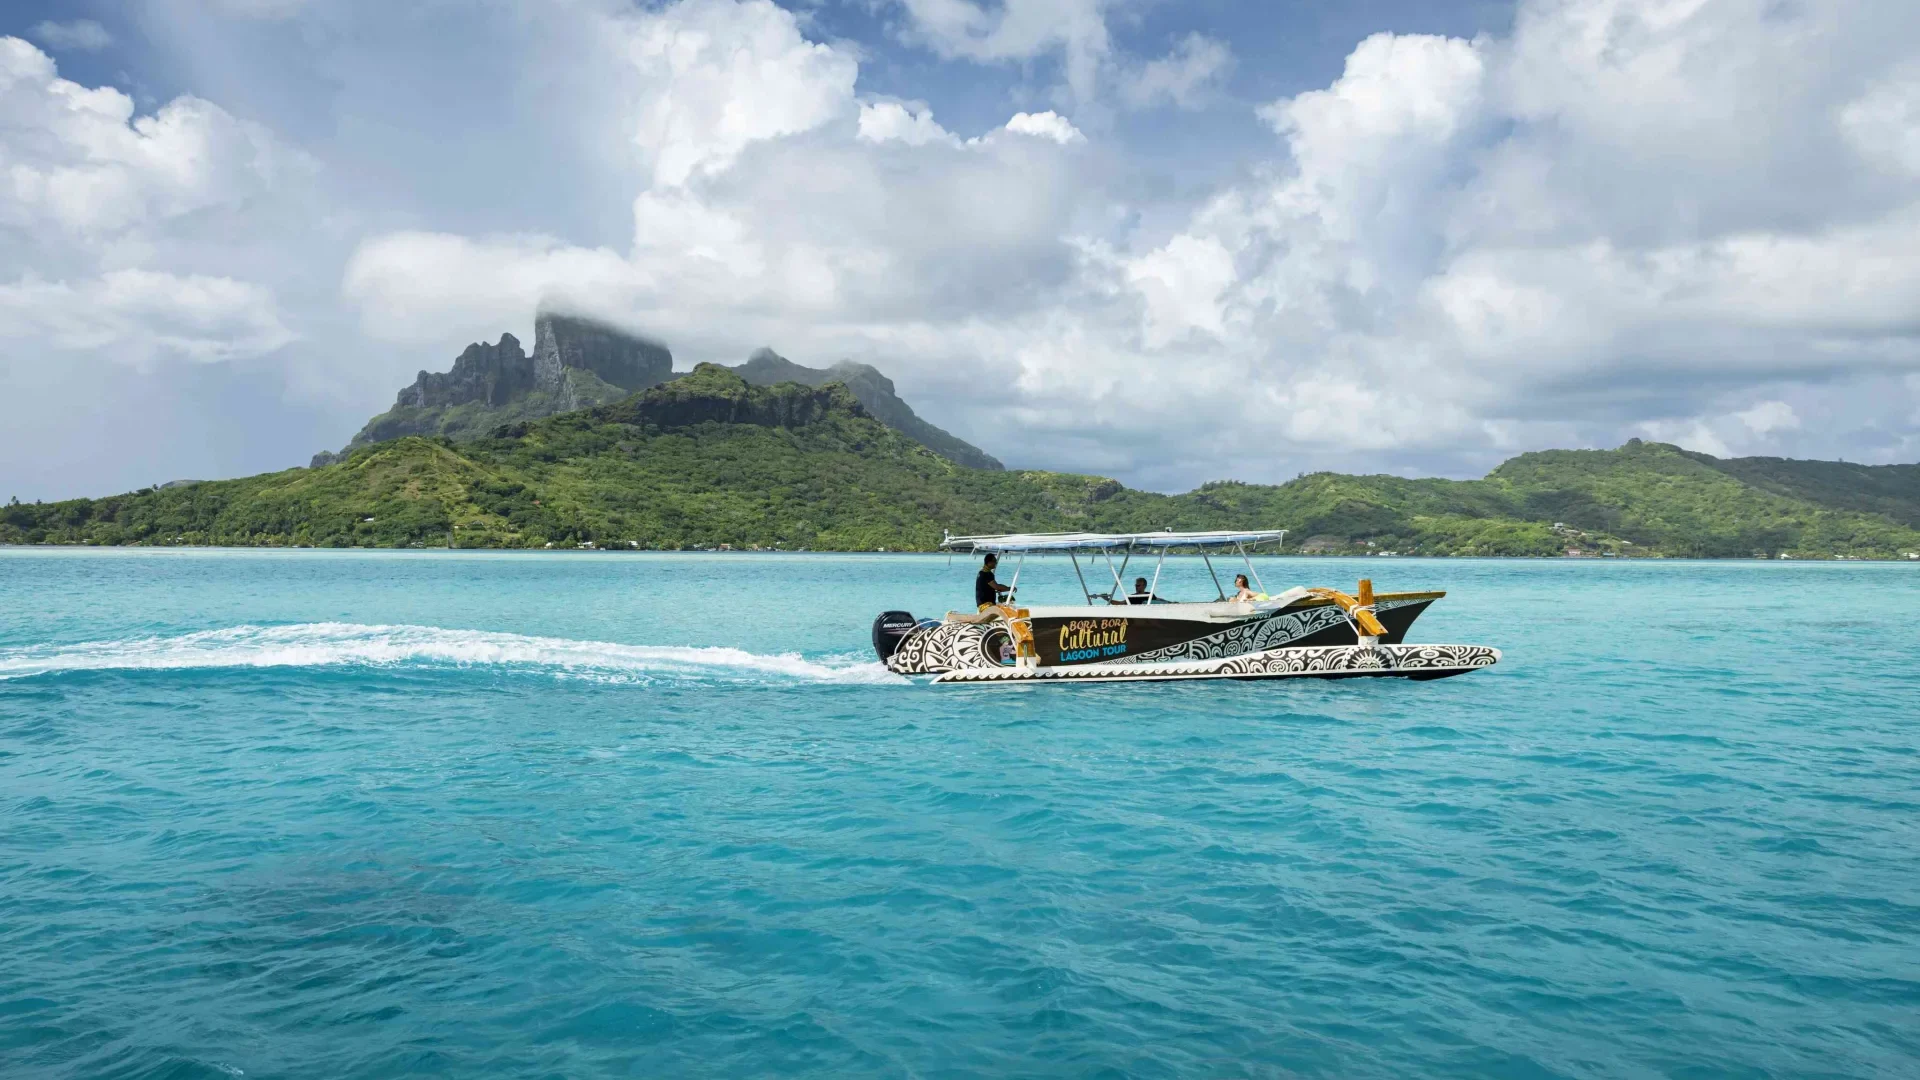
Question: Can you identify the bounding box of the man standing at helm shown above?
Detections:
[974,552,1033,663]
[976,553,1014,611]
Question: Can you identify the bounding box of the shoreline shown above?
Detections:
[4,543,1915,562]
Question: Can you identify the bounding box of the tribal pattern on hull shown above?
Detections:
[933,643,1501,684]
[884,622,1000,675]
[885,598,1436,675]
[1222,642,1496,677]
[1112,598,1425,665]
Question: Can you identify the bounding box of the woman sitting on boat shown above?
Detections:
[1229,574,1266,602]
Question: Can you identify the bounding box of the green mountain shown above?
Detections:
[6,371,1920,558]
[1678,452,1920,528]
[312,311,675,464]
[1168,441,1920,558]
[731,348,1002,470]
[315,315,1001,474]
[4,366,1080,551]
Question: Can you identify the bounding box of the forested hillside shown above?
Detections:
[7,368,1920,558]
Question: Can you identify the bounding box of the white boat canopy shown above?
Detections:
[942,529,1287,554]
[943,529,1288,604]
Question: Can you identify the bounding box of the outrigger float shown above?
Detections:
[872,530,1500,685]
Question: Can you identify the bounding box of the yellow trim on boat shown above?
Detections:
[1304,586,1389,638]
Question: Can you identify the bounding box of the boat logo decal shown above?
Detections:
[1058,618,1129,662]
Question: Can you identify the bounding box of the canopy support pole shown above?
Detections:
[1008,553,1026,596]
[1069,552,1093,605]
[1202,552,1225,600]
[1149,548,1166,603]
[1238,542,1265,594]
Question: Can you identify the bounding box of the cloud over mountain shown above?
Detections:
[3,0,1920,498]
[337,0,1920,488]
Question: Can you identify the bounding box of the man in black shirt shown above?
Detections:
[976,554,1013,610]
[1127,576,1157,604]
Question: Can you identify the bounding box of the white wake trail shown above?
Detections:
[0,623,895,684]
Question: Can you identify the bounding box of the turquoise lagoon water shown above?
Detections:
[2,548,1916,1078]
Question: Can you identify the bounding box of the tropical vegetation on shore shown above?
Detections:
[7,366,1920,558]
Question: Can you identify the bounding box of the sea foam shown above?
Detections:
[0,622,894,684]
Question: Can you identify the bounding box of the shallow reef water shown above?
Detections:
[2,549,1916,1078]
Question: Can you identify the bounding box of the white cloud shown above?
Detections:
[1067,0,1920,479]
[857,100,958,146]
[344,1,1094,349]
[889,0,1115,103]
[620,0,857,187]
[1636,417,1733,459]
[327,0,1920,487]
[1841,66,1920,176]
[1737,400,1799,437]
[1258,31,1486,244]
[1001,110,1084,144]
[345,103,1092,343]
[1121,34,1233,110]
[0,37,294,239]
[343,232,641,346]
[0,37,299,370]
[0,270,292,366]
[1123,234,1234,346]
[30,20,112,52]
[854,103,1083,148]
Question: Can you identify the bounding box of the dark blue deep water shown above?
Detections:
[2,549,1917,1078]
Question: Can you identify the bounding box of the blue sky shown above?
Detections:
[3,0,1918,500]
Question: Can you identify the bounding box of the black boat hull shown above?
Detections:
[884,593,1447,676]
[930,643,1501,684]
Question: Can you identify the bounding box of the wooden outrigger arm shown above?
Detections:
[1305,579,1388,639]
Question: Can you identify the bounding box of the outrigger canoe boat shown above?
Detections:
[873,530,1500,685]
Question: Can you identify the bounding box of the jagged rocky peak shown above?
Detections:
[328,310,679,456]
[728,347,1003,471]
[533,311,672,394]
[736,347,817,383]
[396,333,532,409]
[381,313,672,413]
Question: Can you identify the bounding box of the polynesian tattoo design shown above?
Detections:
[885,621,1003,674]
[932,643,1500,684]
[1111,598,1426,665]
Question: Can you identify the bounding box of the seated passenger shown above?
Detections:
[1127,577,1157,605]
[1228,573,1266,602]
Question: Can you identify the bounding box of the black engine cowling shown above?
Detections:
[872,611,920,663]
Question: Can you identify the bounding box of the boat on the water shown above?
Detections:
[873,530,1500,685]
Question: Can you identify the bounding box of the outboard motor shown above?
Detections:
[872,611,920,663]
